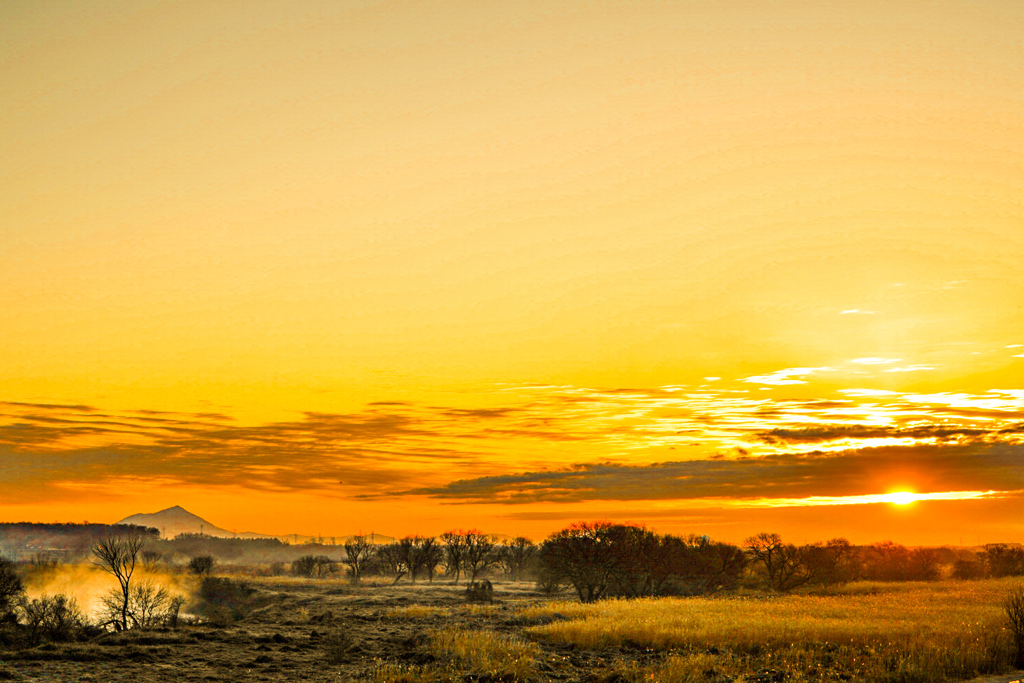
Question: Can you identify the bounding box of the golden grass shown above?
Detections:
[384,603,506,620]
[430,627,539,679]
[368,628,539,682]
[384,604,449,620]
[524,579,1021,682]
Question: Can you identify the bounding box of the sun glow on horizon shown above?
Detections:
[680,490,1011,510]
[884,491,919,506]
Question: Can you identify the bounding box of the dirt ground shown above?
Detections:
[0,578,1022,683]
[0,579,589,683]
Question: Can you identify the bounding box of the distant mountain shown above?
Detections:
[116,506,237,539]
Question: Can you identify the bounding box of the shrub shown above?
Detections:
[322,630,356,664]
[187,555,216,577]
[952,558,986,580]
[465,580,494,604]
[292,555,335,578]
[535,567,565,595]
[17,594,86,642]
[194,577,257,624]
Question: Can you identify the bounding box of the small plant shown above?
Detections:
[322,629,355,664]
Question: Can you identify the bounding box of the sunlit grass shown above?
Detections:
[524,579,1021,682]
[430,628,539,679]
[368,628,539,682]
[384,604,449,620]
[384,603,506,620]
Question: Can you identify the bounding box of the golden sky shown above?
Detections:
[2,1,1022,545]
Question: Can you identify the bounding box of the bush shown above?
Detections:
[952,558,986,580]
[187,555,216,577]
[194,577,258,625]
[97,579,179,630]
[535,568,565,595]
[17,594,86,642]
[322,630,356,664]
[292,555,335,578]
[465,580,494,604]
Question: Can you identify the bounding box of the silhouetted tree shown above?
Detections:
[92,531,147,630]
[416,537,443,582]
[0,557,24,621]
[342,535,375,582]
[187,555,216,577]
[982,544,1024,578]
[745,532,813,592]
[463,530,498,582]
[803,538,858,585]
[375,543,408,583]
[441,531,467,584]
[540,522,619,603]
[292,555,335,578]
[497,537,537,581]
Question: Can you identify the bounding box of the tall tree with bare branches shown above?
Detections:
[92,531,147,630]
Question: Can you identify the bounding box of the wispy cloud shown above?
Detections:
[883,365,935,373]
[742,367,832,386]
[4,383,1024,505]
[401,443,1024,505]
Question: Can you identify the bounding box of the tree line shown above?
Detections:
[280,524,1024,602]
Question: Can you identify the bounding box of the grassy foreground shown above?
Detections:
[519,579,1021,682]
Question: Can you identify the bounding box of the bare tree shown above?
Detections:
[342,535,375,582]
[744,532,812,592]
[497,537,537,582]
[92,531,147,630]
[375,543,408,583]
[441,531,467,584]
[417,537,443,583]
[463,530,498,582]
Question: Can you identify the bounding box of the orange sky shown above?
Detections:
[1,1,1022,546]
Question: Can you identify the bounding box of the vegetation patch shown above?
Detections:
[525,580,1019,682]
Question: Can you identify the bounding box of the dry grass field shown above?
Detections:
[0,574,1022,683]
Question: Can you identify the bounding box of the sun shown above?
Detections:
[885,491,919,505]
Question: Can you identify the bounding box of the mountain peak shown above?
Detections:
[116,506,235,539]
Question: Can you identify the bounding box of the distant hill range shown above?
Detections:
[115,505,395,544]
